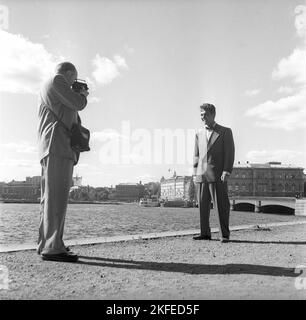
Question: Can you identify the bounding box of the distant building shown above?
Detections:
[114,182,145,202]
[26,176,41,186]
[107,187,117,200]
[228,162,304,197]
[160,175,194,201]
[0,177,41,201]
[0,182,6,198]
[72,175,82,187]
[143,181,161,198]
[159,161,304,201]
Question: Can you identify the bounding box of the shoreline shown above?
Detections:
[1,219,306,253]
[1,204,303,250]
[0,200,128,205]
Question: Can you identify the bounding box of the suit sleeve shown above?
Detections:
[223,128,235,174]
[52,74,87,111]
[193,133,199,175]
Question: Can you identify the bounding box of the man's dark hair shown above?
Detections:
[200,103,216,116]
[55,62,76,74]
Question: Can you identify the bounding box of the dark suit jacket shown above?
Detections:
[38,74,87,164]
[193,123,235,183]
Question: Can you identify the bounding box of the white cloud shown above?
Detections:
[246,149,305,167]
[87,96,101,104]
[277,86,295,94]
[0,157,40,182]
[91,53,128,86]
[0,157,40,168]
[85,76,97,91]
[245,89,261,96]
[245,88,306,129]
[0,30,60,94]
[246,6,306,130]
[136,173,158,182]
[75,163,90,168]
[0,141,38,154]
[0,30,128,93]
[295,5,306,38]
[272,48,306,84]
[113,55,128,69]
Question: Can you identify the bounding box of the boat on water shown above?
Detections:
[139,197,160,207]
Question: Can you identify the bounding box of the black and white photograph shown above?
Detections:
[0,0,306,304]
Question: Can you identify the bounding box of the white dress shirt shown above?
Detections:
[205,122,216,142]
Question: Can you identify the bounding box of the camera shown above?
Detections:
[72,79,88,93]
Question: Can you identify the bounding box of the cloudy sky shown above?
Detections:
[0,0,306,187]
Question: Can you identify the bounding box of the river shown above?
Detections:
[0,203,300,246]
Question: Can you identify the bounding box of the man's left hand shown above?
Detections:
[221,171,230,182]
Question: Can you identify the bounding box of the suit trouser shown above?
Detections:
[197,181,230,238]
[37,154,74,255]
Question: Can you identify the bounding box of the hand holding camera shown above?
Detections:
[80,87,89,97]
[72,79,89,98]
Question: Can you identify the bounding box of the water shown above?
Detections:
[0,203,301,246]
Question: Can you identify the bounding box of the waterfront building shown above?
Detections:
[143,181,161,198]
[0,177,41,201]
[160,175,194,201]
[107,187,117,200]
[114,182,145,202]
[25,176,41,185]
[159,162,304,201]
[228,162,304,197]
[72,175,82,187]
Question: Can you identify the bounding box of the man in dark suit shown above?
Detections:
[193,103,235,243]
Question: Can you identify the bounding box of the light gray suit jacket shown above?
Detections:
[193,123,235,183]
[37,74,87,164]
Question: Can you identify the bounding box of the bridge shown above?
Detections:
[229,196,306,216]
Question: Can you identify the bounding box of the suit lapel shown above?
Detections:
[206,124,220,153]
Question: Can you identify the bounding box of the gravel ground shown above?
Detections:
[0,223,306,300]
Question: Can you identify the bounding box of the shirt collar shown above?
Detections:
[205,122,216,130]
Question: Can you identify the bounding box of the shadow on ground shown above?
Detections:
[77,256,298,277]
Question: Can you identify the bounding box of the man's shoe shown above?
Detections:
[220,237,230,243]
[193,235,211,240]
[41,252,78,262]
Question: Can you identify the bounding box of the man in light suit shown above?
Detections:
[37,62,88,262]
[193,103,235,243]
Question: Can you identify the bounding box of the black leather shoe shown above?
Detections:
[41,252,78,262]
[220,237,230,243]
[193,235,211,240]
